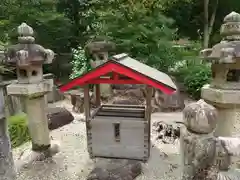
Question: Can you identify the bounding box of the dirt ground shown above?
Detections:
[13,99,185,180]
[12,97,213,180]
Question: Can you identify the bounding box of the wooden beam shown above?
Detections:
[84,85,90,121]
[86,79,142,84]
[112,72,119,80]
[95,84,101,106]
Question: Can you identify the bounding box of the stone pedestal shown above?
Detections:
[26,96,50,150]
[201,84,240,136]
[215,108,238,136]
[7,79,59,154]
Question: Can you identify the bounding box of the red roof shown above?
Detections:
[59,54,177,95]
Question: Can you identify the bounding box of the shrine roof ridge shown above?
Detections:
[59,53,177,94]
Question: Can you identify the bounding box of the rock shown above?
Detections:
[66,90,95,113]
[154,89,185,112]
[112,84,144,90]
[110,84,145,105]
[112,97,143,105]
[47,107,74,130]
[125,88,145,98]
[87,159,142,180]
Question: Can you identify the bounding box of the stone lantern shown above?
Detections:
[5,23,59,163]
[85,40,116,99]
[85,40,115,66]
[200,12,240,136]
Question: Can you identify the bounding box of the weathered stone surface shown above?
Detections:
[67,90,94,113]
[181,99,240,180]
[47,107,74,130]
[87,159,142,180]
[110,84,146,105]
[153,89,185,112]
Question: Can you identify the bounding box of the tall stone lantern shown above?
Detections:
[5,23,59,160]
[85,40,115,99]
[200,12,240,136]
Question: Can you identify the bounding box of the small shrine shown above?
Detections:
[200,11,240,136]
[60,53,176,161]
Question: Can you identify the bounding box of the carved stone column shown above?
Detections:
[0,82,16,180]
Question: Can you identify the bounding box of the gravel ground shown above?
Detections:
[14,99,185,180]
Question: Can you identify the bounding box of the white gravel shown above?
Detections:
[14,100,184,180]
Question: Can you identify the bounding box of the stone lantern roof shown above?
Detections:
[200,12,240,63]
[4,23,54,67]
[85,40,115,54]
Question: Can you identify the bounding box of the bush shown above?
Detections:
[8,113,30,148]
[70,46,92,79]
[95,0,183,73]
[183,64,211,100]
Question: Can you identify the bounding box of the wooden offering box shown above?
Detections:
[59,53,177,162]
[89,104,148,160]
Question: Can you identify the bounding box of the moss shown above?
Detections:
[8,113,31,148]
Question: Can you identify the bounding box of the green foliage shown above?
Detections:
[56,0,97,47]
[161,0,240,44]
[70,46,92,79]
[8,113,30,148]
[0,0,73,53]
[169,41,211,99]
[183,64,211,99]
[95,0,182,72]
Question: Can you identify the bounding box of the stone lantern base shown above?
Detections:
[202,84,240,136]
[7,79,60,167]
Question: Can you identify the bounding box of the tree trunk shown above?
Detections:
[203,0,219,48]
[208,0,219,41]
[0,86,16,180]
[203,0,209,48]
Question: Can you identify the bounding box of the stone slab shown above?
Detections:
[7,79,53,96]
[87,159,142,180]
[201,84,240,106]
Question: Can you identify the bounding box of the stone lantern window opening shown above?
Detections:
[32,70,38,76]
[19,69,27,77]
[98,53,105,61]
[227,69,240,82]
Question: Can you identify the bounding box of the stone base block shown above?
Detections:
[15,141,60,172]
[7,79,53,97]
[202,84,240,107]
[214,108,238,137]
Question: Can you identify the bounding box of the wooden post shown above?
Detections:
[84,85,93,157]
[0,82,16,179]
[84,85,90,121]
[145,85,152,160]
[145,86,152,121]
[95,84,101,107]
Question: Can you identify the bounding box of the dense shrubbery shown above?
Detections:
[183,64,211,99]
[169,42,211,99]
[8,113,30,148]
[70,46,92,79]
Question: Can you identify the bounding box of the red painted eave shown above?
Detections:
[59,61,176,95]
